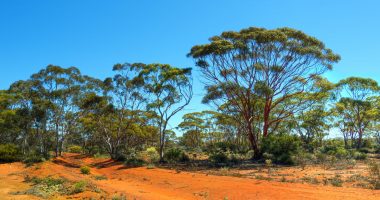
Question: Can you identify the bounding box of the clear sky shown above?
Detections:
[1,0,380,132]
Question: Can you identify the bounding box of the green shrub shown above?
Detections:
[368,161,380,189]
[0,144,21,162]
[209,151,229,164]
[352,151,367,160]
[164,148,190,163]
[80,166,90,175]
[23,154,47,166]
[70,180,87,194]
[67,145,82,153]
[330,175,343,187]
[146,147,159,163]
[124,157,145,167]
[261,134,301,165]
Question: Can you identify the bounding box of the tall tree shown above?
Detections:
[188,27,340,158]
[334,77,379,148]
[129,63,193,161]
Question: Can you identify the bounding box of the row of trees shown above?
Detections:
[1,27,379,163]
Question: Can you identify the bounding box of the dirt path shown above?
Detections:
[2,154,380,199]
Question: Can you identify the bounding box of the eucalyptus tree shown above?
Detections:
[128,63,193,161]
[30,65,85,157]
[178,112,205,149]
[188,27,340,158]
[0,90,20,144]
[334,77,379,148]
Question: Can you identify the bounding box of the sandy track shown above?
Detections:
[1,154,380,200]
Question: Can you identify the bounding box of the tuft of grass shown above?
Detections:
[80,166,91,175]
[330,175,343,187]
[93,175,108,180]
[112,193,127,200]
[301,176,320,185]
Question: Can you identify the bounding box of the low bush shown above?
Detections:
[0,143,21,162]
[209,151,229,165]
[145,147,160,163]
[23,176,67,198]
[261,134,301,165]
[367,161,380,190]
[352,151,367,160]
[80,166,91,175]
[124,157,145,167]
[67,145,82,154]
[164,148,189,163]
[70,180,87,194]
[23,154,47,166]
[329,175,343,187]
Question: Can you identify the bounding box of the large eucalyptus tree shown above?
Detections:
[188,27,340,158]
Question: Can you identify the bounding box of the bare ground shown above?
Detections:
[0,153,379,200]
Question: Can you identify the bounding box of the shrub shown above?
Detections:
[23,176,66,198]
[367,161,380,189]
[80,166,90,175]
[124,157,145,167]
[93,175,108,180]
[67,145,82,154]
[209,151,229,165]
[330,175,343,187]
[146,147,160,163]
[0,144,21,162]
[352,151,367,160]
[261,134,301,165]
[164,148,189,163]
[23,154,47,166]
[70,180,87,194]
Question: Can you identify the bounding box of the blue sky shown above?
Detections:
[1,0,380,132]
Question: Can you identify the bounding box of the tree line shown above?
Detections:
[1,27,380,164]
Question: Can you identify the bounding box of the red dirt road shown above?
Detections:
[1,154,380,200]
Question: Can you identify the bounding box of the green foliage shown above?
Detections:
[124,157,145,167]
[146,147,160,163]
[261,134,301,165]
[70,180,87,194]
[164,148,190,163]
[0,143,21,162]
[67,145,83,153]
[23,154,47,166]
[23,176,67,198]
[80,166,91,175]
[209,151,229,165]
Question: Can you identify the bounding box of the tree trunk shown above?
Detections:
[55,123,59,157]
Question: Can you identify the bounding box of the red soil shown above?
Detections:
[1,153,379,199]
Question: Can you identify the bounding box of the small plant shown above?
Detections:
[80,166,91,175]
[112,194,127,200]
[94,175,108,180]
[301,176,320,185]
[70,180,87,194]
[146,163,155,169]
[330,175,343,187]
[367,161,380,189]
